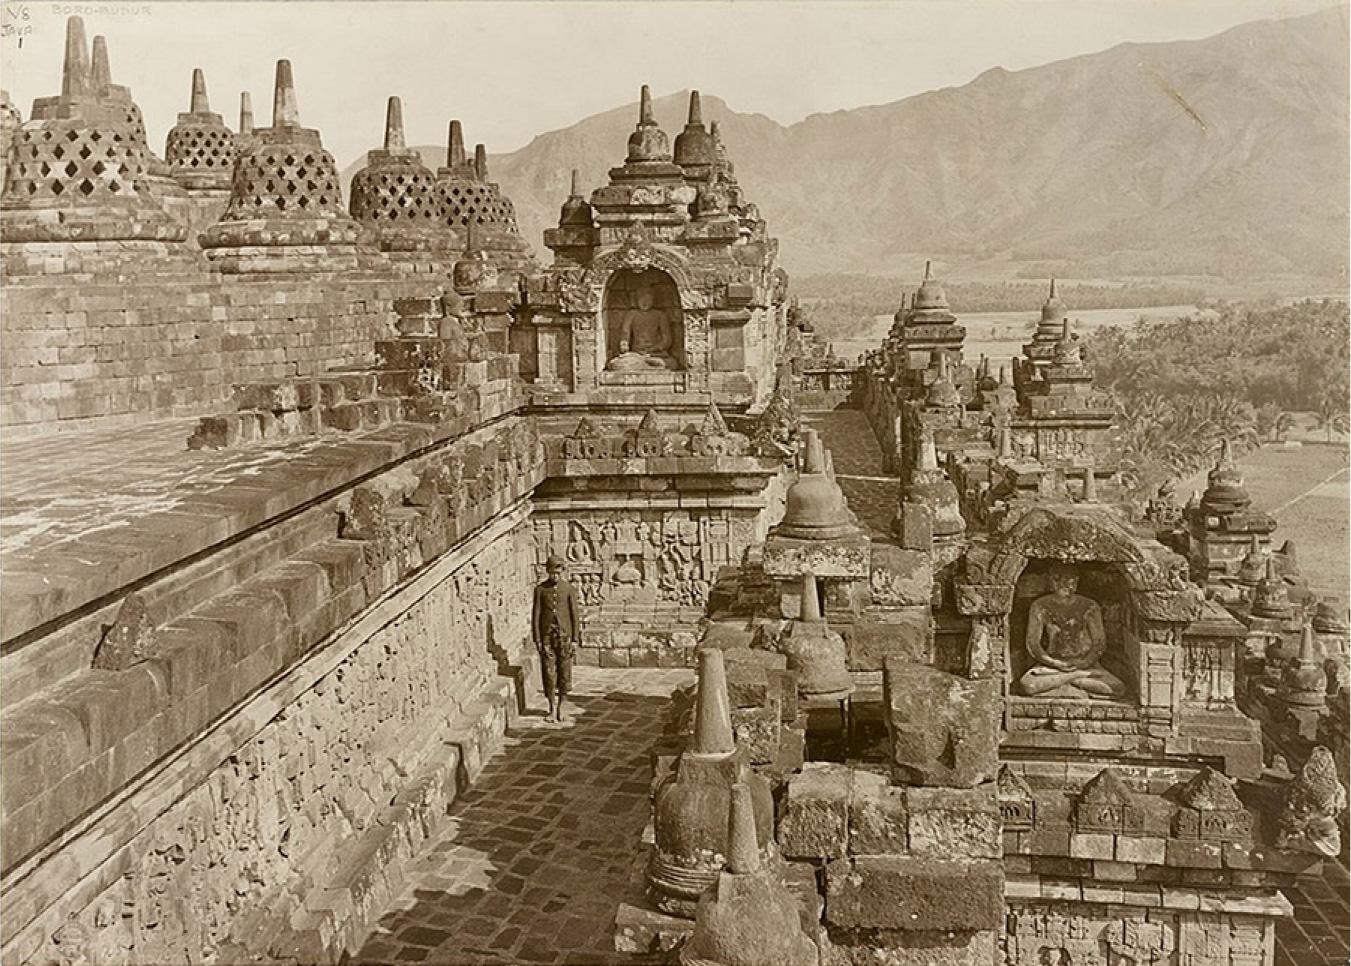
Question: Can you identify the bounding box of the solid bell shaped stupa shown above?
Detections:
[1200,439,1252,516]
[627,84,673,163]
[774,430,859,541]
[774,573,854,701]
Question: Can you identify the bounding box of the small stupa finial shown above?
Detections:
[1000,360,1014,386]
[639,84,654,124]
[1060,316,1071,342]
[799,573,822,624]
[688,89,703,125]
[190,68,210,114]
[1049,277,1058,298]
[725,775,761,875]
[1083,465,1098,502]
[448,119,466,167]
[801,428,826,474]
[474,143,487,180]
[923,259,933,280]
[90,35,111,91]
[239,91,254,134]
[61,17,91,97]
[569,168,581,198]
[999,425,1014,459]
[690,647,735,758]
[918,433,939,472]
[383,96,405,151]
[1218,438,1234,466]
[272,59,300,127]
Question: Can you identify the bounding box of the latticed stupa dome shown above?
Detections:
[349,96,456,254]
[199,59,363,271]
[165,69,235,191]
[434,120,519,234]
[1,17,185,243]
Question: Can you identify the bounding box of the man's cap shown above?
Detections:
[546,553,565,568]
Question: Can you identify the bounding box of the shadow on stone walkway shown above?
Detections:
[348,668,691,966]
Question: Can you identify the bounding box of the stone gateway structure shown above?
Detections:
[0,19,1346,966]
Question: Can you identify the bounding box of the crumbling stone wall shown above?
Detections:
[0,271,422,435]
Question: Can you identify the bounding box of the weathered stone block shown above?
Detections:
[845,610,931,670]
[905,785,1000,859]
[849,783,909,856]
[825,856,1003,931]
[883,659,998,787]
[779,762,852,860]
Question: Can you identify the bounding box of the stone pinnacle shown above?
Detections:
[448,119,466,166]
[923,259,933,280]
[569,168,581,198]
[801,428,825,474]
[272,59,300,127]
[688,89,703,125]
[190,68,210,114]
[689,647,735,758]
[639,83,654,124]
[1083,465,1098,502]
[239,92,254,134]
[918,433,940,472]
[474,143,487,180]
[90,35,112,91]
[1218,437,1233,466]
[1298,620,1317,664]
[1060,317,1071,342]
[1049,277,1058,298]
[999,425,1013,458]
[725,774,760,875]
[62,17,91,97]
[384,96,405,151]
[799,572,822,623]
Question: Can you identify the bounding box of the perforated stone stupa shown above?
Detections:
[165,68,235,193]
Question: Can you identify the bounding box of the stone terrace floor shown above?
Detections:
[804,407,897,539]
[1276,852,1350,966]
[349,667,692,966]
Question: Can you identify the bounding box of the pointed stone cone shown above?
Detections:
[999,426,1014,459]
[998,364,1010,387]
[917,433,939,472]
[1003,359,1015,385]
[272,59,300,127]
[1049,277,1058,298]
[1298,621,1317,664]
[936,350,950,379]
[90,36,111,90]
[239,92,254,134]
[701,400,728,436]
[1060,317,1071,341]
[474,143,487,180]
[689,648,735,758]
[189,68,210,113]
[1266,556,1280,581]
[1281,539,1299,568]
[1083,466,1098,502]
[923,259,933,280]
[799,572,822,623]
[62,17,91,97]
[688,89,703,125]
[639,84,654,124]
[801,429,825,474]
[569,168,581,198]
[448,119,466,166]
[382,96,405,151]
[1218,438,1234,466]
[725,775,761,875]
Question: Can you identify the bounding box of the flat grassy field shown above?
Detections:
[1180,442,1349,600]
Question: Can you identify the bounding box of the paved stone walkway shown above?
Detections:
[1276,851,1350,966]
[349,668,692,966]
[805,408,896,539]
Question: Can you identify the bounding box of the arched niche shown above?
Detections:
[1008,558,1137,702]
[602,267,684,371]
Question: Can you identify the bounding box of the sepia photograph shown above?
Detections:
[0,1,1347,964]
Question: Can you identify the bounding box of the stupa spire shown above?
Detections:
[272,59,300,127]
[90,35,111,90]
[190,68,210,114]
[474,143,487,180]
[239,92,254,134]
[998,425,1014,459]
[1049,277,1058,298]
[448,119,466,166]
[799,573,822,623]
[688,89,703,125]
[923,259,933,280]
[569,168,581,198]
[918,432,940,472]
[725,775,760,875]
[690,647,735,758]
[383,95,405,151]
[639,83,654,124]
[61,17,91,97]
[801,428,826,474]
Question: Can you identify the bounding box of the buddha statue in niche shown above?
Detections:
[608,287,677,371]
[1017,564,1126,700]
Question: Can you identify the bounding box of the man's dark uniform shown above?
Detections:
[532,562,581,708]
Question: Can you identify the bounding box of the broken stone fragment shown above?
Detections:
[91,593,157,671]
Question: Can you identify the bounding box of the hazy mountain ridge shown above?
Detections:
[345,8,1348,285]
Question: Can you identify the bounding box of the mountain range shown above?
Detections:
[344,7,1349,287]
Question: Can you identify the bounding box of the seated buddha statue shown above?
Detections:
[608,288,677,370]
[1017,565,1126,700]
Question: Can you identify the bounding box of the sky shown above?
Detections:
[2,0,1343,167]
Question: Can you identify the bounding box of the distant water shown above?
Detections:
[830,304,1200,365]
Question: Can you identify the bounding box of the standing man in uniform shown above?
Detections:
[532,553,581,722]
